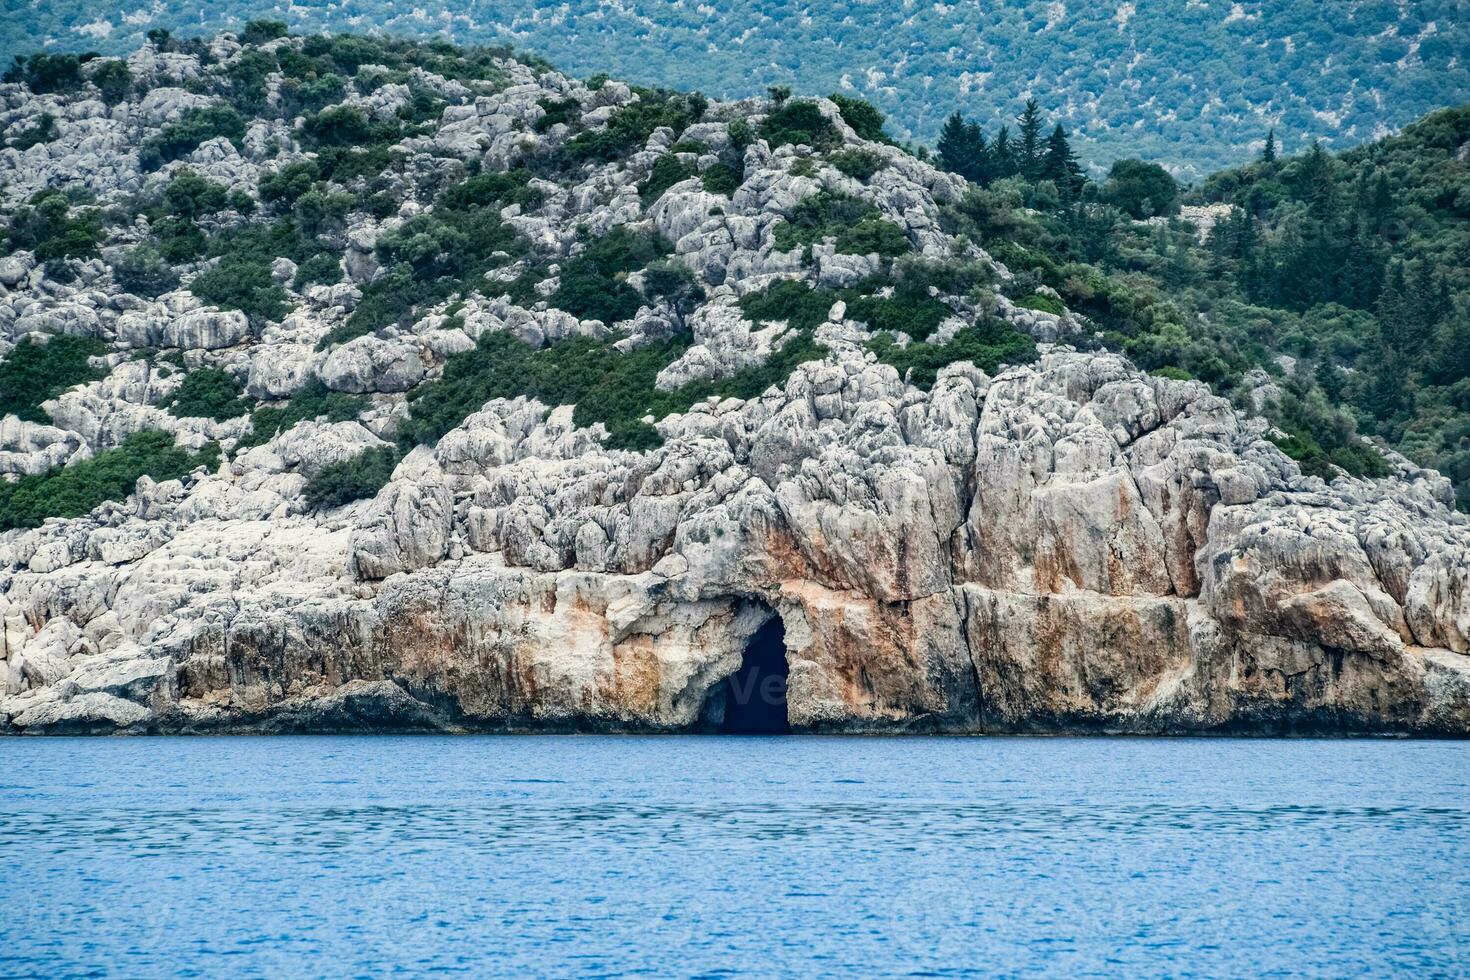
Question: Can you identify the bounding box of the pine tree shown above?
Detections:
[1261,128,1276,163]
[1428,309,1470,385]
[1041,123,1085,197]
[937,112,973,178]
[1315,358,1345,402]
[991,124,1015,179]
[966,121,989,184]
[1016,98,1045,180]
[1376,262,1411,351]
[1296,142,1337,216]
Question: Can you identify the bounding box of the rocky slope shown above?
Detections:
[1,31,1468,735]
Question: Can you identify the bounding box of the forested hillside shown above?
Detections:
[5,0,1468,177]
[923,98,1470,506]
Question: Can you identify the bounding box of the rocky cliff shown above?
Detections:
[1,31,1467,735]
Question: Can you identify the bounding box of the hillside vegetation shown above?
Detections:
[1,23,1467,527]
[6,2,1469,177]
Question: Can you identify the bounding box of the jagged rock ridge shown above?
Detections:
[1,31,1467,734]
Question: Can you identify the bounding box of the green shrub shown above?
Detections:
[867,318,1037,388]
[643,259,706,314]
[727,118,754,150]
[91,60,132,105]
[1015,291,1065,315]
[1269,428,1389,482]
[0,431,219,531]
[303,445,399,509]
[325,266,423,347]
[847,289,952,342]
[0,335,107,422]
[240,379,369,449]
[830,94,888,142]
[739,278,837,332]
[1103,159,1180,219]
[759,100,839,150]
[567,92,706,161]
[829,148,885,181]
[6,192,101,261]
[292,189,353,237]
[138,105,247,171]
[770,191,908,257]
[301,106,377,146]
[639,154,696,203]
[293,252,342,288]
[549,227,672,323]
[772,191,872,252]
[700,161,742,196]
[259,161,321,207]
[112,246,180,297]
[326,201,525,347]
[376,214,470,277]
[836,218,911,258]
[403,326,826,452]
[8,113,56,151]
[189,259,288,322]
[163,169,230,218]
[163,367,253,420]
[534,97,579,133]
[241,20,289,45]
[436,169,543,212]
[149,215,206,264]
[3,53,87,93]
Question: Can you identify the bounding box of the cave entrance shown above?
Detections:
[719,616,790,735]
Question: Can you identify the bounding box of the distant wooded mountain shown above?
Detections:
[5,0,1467,178]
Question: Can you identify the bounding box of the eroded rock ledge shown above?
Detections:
[4,348,1468,735]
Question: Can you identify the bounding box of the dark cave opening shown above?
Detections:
[719,616,790,735]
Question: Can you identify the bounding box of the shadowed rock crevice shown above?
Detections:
[717,614,790,735]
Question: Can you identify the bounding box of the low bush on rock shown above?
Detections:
[304,445,399,509]
[534,97,580,133]
[189,259,288,322]
[828,148,886,181]
[771,191,910,257]
[111,246,180,297]
[867,318,1037,388]
[0,335,107,423]
[240,380,369,449]
[759,100,839,150]
[163,367,254,421]
[549,227,672,324]
[5,191,101,262]
[403,327,830,451]
[567,91,706,161]
[138,105,247,171]
[0,431,219,531]
[3,53,88,93]
[639,154,696,204]
[829,95,888,143]
[700,161,742,196]
[7,113,56,151]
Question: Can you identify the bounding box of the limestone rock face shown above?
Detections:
[1,33,1468,735]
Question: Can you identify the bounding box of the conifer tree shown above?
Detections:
[936,112,973,178]
[967,121,989,184]
[1262,128,1277,163]
[1016,98,1045,179]
[1041,123,1085,197]
[991,124,1016,179]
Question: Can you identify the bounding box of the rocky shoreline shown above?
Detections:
[2,30,1467,735]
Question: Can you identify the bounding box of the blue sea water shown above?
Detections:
[2,736,1467,977]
